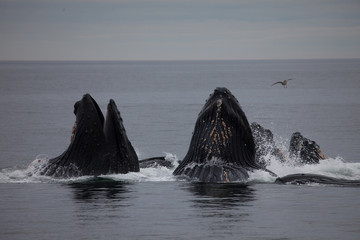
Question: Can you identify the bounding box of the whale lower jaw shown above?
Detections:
[175,163,249,183]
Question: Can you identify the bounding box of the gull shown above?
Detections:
[271,78,293,88]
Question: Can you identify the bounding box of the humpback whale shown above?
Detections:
[37,94,139,177]
[250,122,328,166]
[275,173,360,186]
[173,87,275,182]
[251,122,287,167]
[289,132,326,164]
[28,90,357,186]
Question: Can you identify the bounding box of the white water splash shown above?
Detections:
[1,152,359,184]
[249,155,360,183]
[0,152,179,184]
[104,153,179,182]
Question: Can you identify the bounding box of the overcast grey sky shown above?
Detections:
[1,0,360,60]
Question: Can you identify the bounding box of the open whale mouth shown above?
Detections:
[173,87,264,182]
[72,94,129,151]
[289,132,326,164]
[41,94,139,177]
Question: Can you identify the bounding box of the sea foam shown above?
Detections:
[1,152,359,184]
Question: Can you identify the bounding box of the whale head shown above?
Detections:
[289,132,326,164]
[173,87,261,182]
[40,94,139,177]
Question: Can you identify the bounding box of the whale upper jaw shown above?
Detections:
[173,87,262,182]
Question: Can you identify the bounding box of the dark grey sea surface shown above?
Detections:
[1,59,360,239]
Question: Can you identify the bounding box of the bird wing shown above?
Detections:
[271,81,282,86]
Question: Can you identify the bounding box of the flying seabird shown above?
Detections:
[271,78,293,88]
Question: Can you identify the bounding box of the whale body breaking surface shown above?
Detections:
[26,87,360,186]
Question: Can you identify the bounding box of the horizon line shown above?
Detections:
[1,57,359,62]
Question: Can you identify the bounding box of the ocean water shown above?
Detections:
[0,59,360,239]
